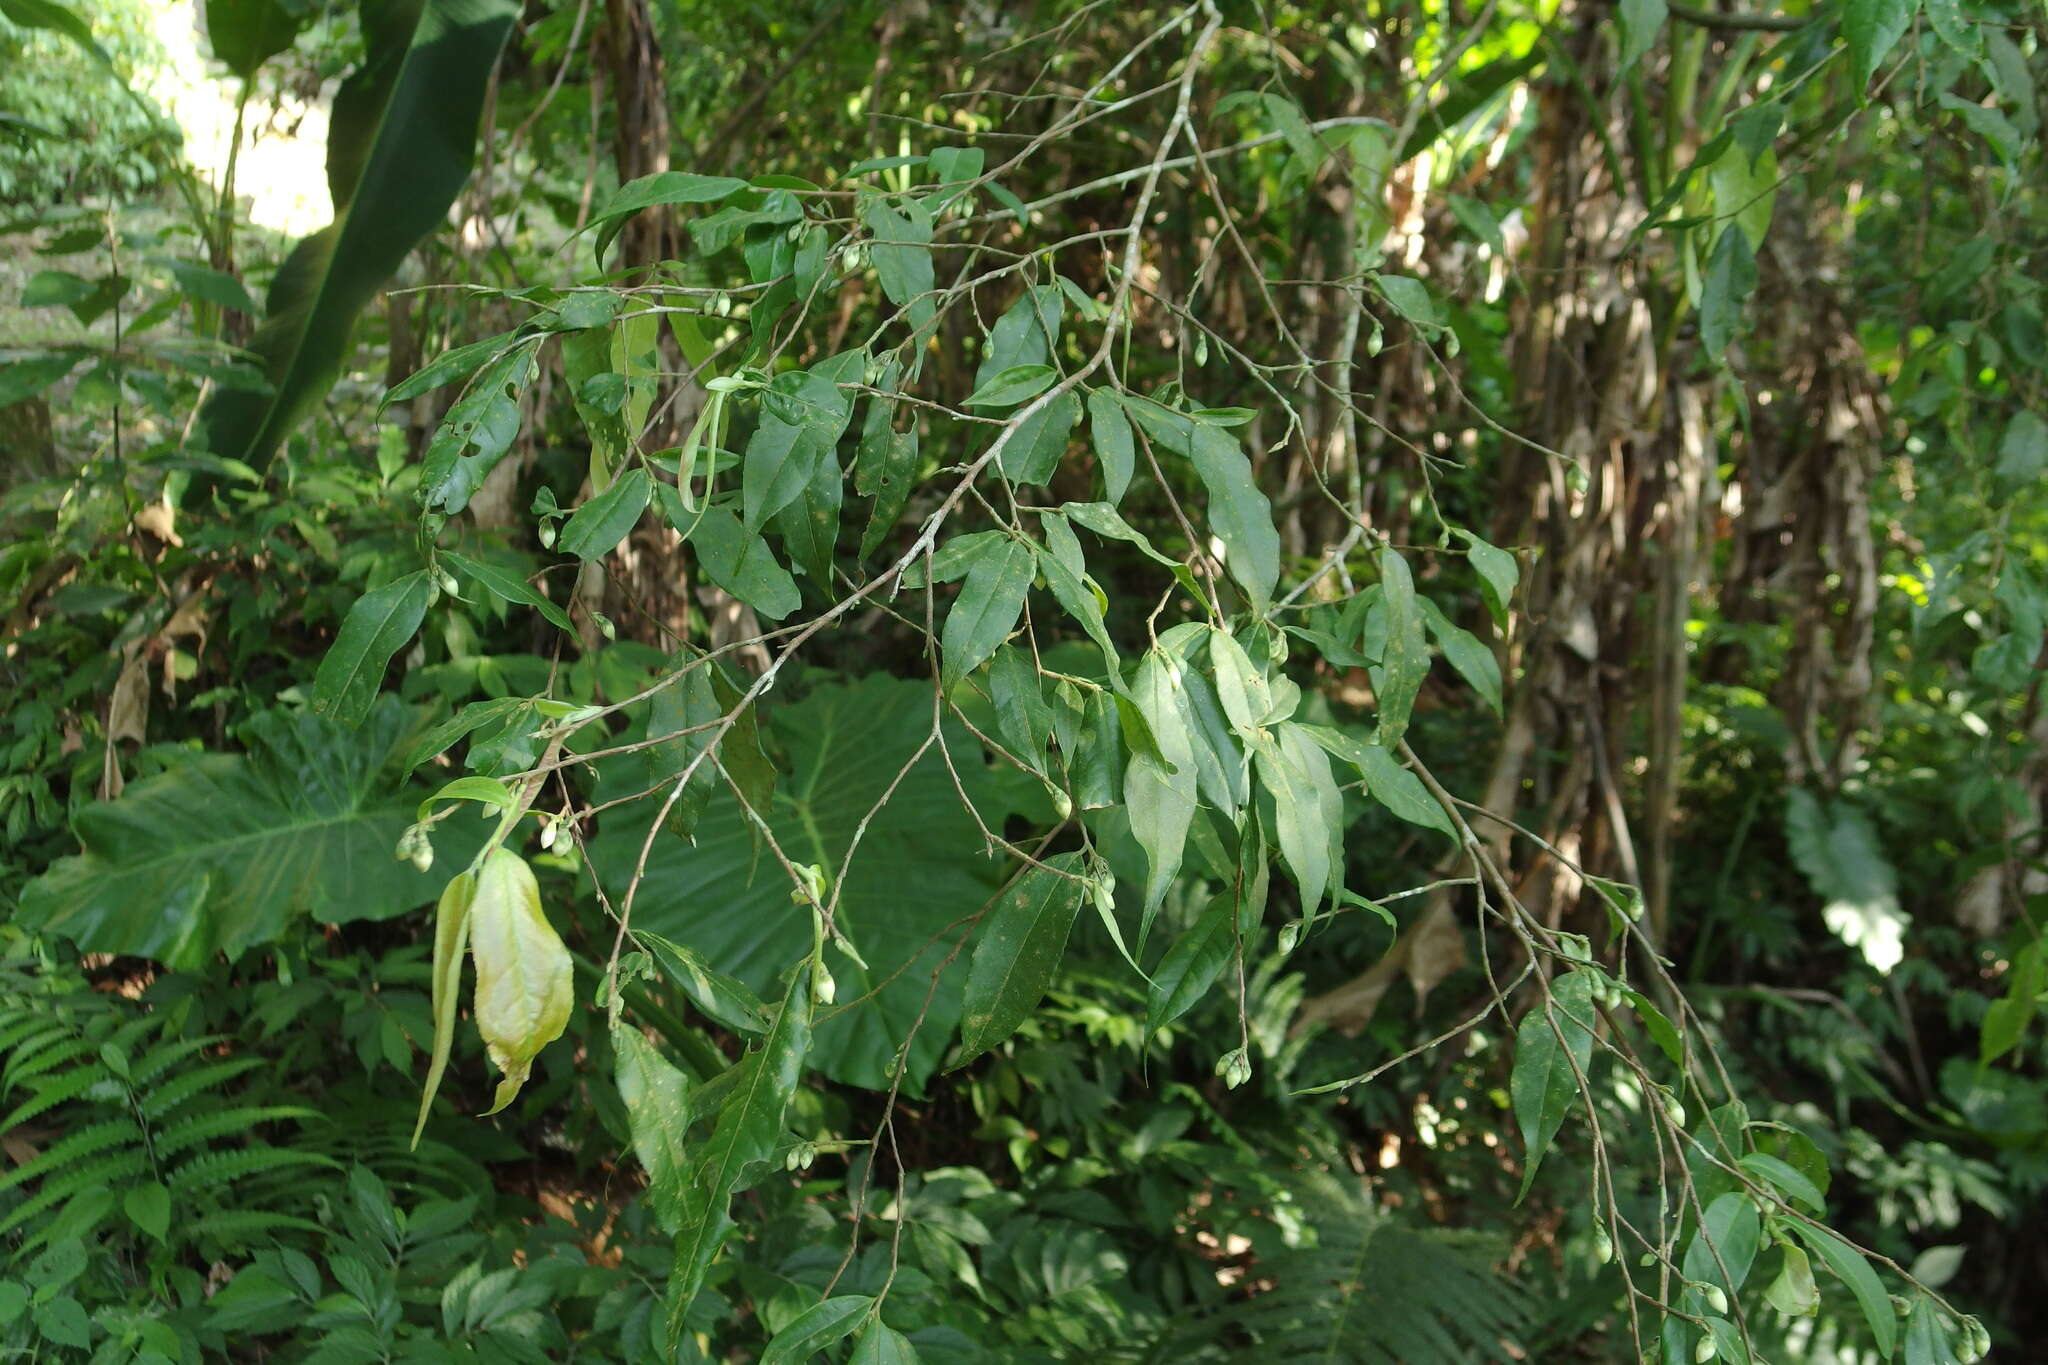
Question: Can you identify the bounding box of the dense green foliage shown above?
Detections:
[3,0,2046,1362]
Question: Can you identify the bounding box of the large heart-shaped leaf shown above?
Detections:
[18,699,481,967]
[593,676,1025,1090]
[196,0,518,467]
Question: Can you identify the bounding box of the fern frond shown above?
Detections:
[3,1035,94,1088]
[132,1034,224,1087]
[0,1118,140,1192]
[184,1209,328,1247]
[138,1058,264,1121]
[168,1144,340,1194]
[0,1018,65,1057]
[155,1106,323,1157]
[0,1150,148,1239]
[0,1067,117,1132]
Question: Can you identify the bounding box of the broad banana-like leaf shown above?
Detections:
[197,0,517,466]
[18,699,483,967]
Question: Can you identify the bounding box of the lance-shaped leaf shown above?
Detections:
[941,538,1035,685]
[1793,1224,1897,1358]
[1511,970,1599,1198]
[1375,547,1428,746]
[1298,725,1456,843]
[613,1023,694,1230]
[412,867,476,1146]
[18,699,482,966]
[666,970,812,1349]
[558,467,651,561]
[468,848,573,1114]
[956,853,1087,1064]
[313,571,433,727]
[197,0,520,467]
[1146,895,1234,1032]
[1126,650,1199,937]
[1124,397,1279,612]
[761,1297,875,1365]
[1087,389,1136,504]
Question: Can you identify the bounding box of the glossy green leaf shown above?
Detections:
[1699,227,1757,362]
[20,701,482,967]
[956,853,1087,1063]
[1296,725,1455,843]
[589,171,750,265]
[1126,650,1199,931]
[1738,1152,1827,1213]
[197,0,519,467]
[443,551,573,633]
[689,505,802,620]
[1452,528,1519,630]
[1682,1192,1761,1301]
[1418,597,1502,715]
[941,538,1035,685]
[558,467,651,562]
[1511,970,1598,1196]
[1088,389,1136,504]
[1375,274,1439,329]
[966,364,1057,409]
[1764,1243,1819,1318]
[313,572,433,728]
[639,931,772,1036]
[1620,986,1685,1069]
[848,1320,921,1365]
[666,970,812,1349]
[761,1297,875,1365]
[418,340,543,513]
[1374,548,1428,746]
[1844,0,1913,86]
[989,644,1052,773]
[1794,1224,1897,1357]
[1146,895,1234,1032]
[1254,729,1332,913]
[613,1023,693,1230]
[861,196,937,336]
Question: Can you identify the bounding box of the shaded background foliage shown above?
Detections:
[1,0,2045,1361]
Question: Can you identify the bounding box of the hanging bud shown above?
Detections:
[469,848,574,1116]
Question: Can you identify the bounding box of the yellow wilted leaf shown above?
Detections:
[468,848,573,1115]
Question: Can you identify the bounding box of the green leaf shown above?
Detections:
[666,970,812,1349]
[762,1297,876,1365]
[204,0,305,78]
[1794,1224,1896,1357]
[1451,529,1518,629]
[404,697,527,770]
[1699,227,1757,363]
[612,1023,693,1230]
[1618,0,1666,69]
[31,1296,90,1349]
[384,333,514,406]
[1146,895,1234,1032]
[1620,986,1684,1068]
[861,196,937,337]
[123,1182,170,1241]
[1682,1192,1762,1302]
[1843,0,1913,87]
[744,367,856,530]
[443,551,573,633]
[313,572,433,728]
[1087,389,1136,504]
[1738,1152,1827,1213]
[165,259,261,313]
[1996,411,2048,487]
[0,352,83,406]
[418,340,542,514]
[941,539,1035,685]
[1374,274,1440,329]
[468,849,573,1114]
[1764,1243,1819,1318]
[848,1319,921,1365]
[1126,651,1199,930]
[19,700,480,967]
[558,467,652,561]
[1511,970,1598,1196]
[413,868,474,1145]
[1418,597,1502,715]
[1375,548,1427,746]
[975,286,1061,385]
[1254,727,1335,913]
[639,931,771,1036]
[1124,397,1280,612]
[589,171,749,265]
[196,0,519,467]
[689,505,801,621]
[595,677,1027,1088]
[966,364,1057,409]
[989,645,1052,773]
[956,853,1087,1063]
[1784,790,1906,973]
